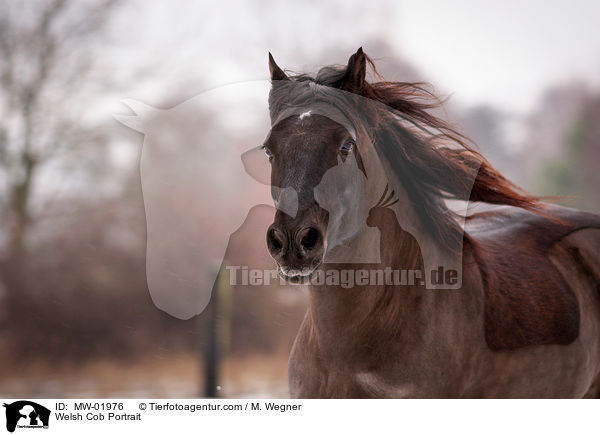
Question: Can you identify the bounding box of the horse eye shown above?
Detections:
[340,140,354,153]
[263,146,273,159]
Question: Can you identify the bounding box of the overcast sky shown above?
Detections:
[111,0,600,115]
[398,0,600,112]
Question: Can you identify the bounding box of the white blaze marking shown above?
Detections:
[299,110,312,120]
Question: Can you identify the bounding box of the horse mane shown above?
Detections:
[269,51,546,252]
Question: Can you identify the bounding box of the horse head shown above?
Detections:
[264,49,376,281]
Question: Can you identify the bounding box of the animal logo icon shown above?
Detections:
[3,401,50,432]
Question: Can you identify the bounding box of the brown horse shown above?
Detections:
[263,48,600,398]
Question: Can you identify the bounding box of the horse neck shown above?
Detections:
[307,209,427,355]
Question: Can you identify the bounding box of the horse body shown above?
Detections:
[289,206,600,398]
[264,48,600,398]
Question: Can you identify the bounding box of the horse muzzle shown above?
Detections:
[266,213,325,281]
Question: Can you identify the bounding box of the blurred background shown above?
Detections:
[0,0,599,398]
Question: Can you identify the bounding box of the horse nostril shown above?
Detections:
[267,227,286,254]
[299,227,320,251]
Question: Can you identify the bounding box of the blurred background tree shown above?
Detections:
[0,0,122,318]
[534,90,600,211]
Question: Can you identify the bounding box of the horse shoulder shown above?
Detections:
[289,311,421,398]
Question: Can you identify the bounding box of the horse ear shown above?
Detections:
[341,47,367,92]
[268,52,289,81]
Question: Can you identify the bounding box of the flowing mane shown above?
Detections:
[268,49,545,251]
[268,49,600,399]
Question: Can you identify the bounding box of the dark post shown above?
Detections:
[203,270,220,398]
[202,268,233,397]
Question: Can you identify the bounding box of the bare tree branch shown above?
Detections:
[0,0,124,258]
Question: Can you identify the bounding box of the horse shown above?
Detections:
[263,48,600,398]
